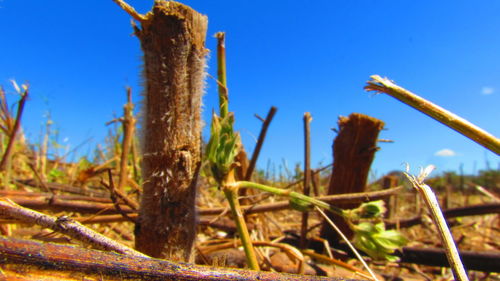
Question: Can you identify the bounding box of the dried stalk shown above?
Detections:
[0,198,148,258]
[1,186,402,217]
[117,87,136,192]
[365,75,500,155]
[404,166,469,281]
[475,185,500,202]
[102,170,137,223]
[0,82,28,188]
[111,0,146,22]
[245,106,278,180]
[300,112,312,249]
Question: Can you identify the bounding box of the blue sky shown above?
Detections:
[1,0,499,178]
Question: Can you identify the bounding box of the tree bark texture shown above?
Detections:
[132,1,207,261]
[320,113,384,242]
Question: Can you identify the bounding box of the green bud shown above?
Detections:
[346,200,387,220]
[206,112,240,184]
[352,221,407,261]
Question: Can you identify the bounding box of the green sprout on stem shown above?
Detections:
[207,33,407,270]
[206,112,240,184]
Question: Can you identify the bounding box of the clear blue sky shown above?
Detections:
[1,0,499,178]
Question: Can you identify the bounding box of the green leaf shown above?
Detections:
[352,221,407,261]
[374,229,408,252]
[206,111,240,184]
[48,168,65,182]
[360,200,386,218]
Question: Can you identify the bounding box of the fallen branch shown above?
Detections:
[16,178,109,197]
[0,190,111,203]
[386,202,500,228]
[0,236,356,281]
[0,198,147,258]
[102,169,137,223]
[1,186,402,216]
[1,194,133,214]
[398,247,500,273]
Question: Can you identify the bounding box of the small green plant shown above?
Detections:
[351,221,407,262]
[206,33,407,270]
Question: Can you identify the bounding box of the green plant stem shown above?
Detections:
[215,32,229,118]
[234,181,345,216]
[300,112,312,249]
[365,75,500,155]
[222,186,260,270]
[213,31,259,269]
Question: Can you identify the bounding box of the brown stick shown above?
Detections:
[5,195,133,214]
[0,236,353,281]
[398,246,500,273]
[0,85,28,179]
[0,198,147,258]
[1,185,402,218]
[103,170,139,211]
[281,163,333,190]
[16,178,109,197]
[382,175,398,219]
[117,87,136,192]
[300,112,312,249]
[115,1,208,261]
[245,106,278,180]
[386,202,500,228]
[102,170,137,223]
[311,169,321,196]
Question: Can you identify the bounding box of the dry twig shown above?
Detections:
[404,165,469,281]
[365,75,500,155]
[0,198,147,258]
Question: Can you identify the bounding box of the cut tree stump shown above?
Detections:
[115,0,208,261]
[320,113,384,243]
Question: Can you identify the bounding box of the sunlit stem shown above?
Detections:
[215,32,229,118]
[234,181,345,216]
[222,172,260,270]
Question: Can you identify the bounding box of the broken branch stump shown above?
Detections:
[115,0,208,261]
[320,113,384,242]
